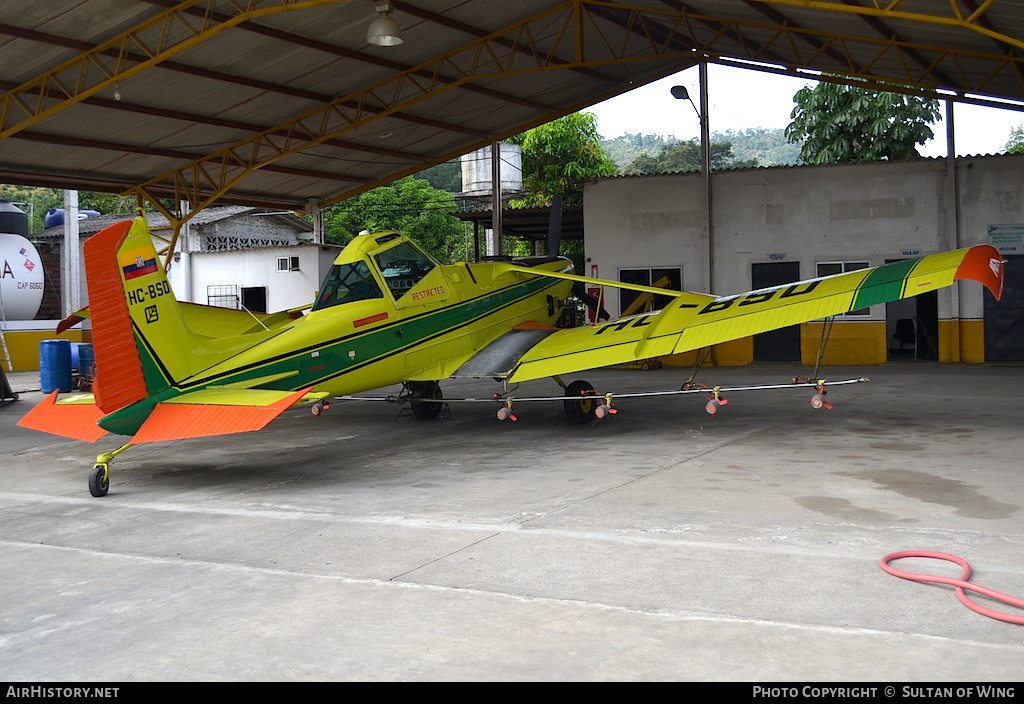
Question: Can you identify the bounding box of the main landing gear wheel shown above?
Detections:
[409,381,443,420]
[563,379,598,423]
[89,464,109,497]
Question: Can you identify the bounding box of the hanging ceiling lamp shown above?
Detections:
[367,0,403,47]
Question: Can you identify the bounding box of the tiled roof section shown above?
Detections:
[35,206,312,238]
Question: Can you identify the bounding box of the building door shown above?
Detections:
[885,259,938,361]
[751,261,801,361]
[985,255,1024,361]
[241,286,267,314]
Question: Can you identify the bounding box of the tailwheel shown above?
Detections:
[88,443,133,497]
[563,380,598,424]
[409,381,443,420]
[89,464,109,497]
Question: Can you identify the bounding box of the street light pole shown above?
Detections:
[671,60,713,297]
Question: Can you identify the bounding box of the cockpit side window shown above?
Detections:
[375,242,436,299]
[312,260,384,311]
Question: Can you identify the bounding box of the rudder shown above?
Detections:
[84,217,182,412]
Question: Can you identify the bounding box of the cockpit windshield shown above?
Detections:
[375,242,437,299]
[312,260,383,311]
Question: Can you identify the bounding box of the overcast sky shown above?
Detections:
[587,64,1023,158]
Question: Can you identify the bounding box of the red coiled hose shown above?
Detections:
[880,551,1024,625]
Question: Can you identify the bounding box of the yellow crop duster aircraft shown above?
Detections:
[20,216,1004,497]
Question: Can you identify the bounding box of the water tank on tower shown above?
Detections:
[460,143,523,198]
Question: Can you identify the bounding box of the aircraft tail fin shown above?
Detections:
[84,217,185,412]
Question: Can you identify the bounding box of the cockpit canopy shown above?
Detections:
[375,241,435,298]
[312,232,439,312]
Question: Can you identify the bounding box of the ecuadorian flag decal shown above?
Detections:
[120,245,158,280]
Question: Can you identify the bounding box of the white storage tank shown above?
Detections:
[0,233,45,320]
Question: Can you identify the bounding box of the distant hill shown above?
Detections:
[599,133,680,170]
[600,127,801,172]
[718,127,802,167]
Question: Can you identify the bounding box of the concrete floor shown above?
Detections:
[1,363,1022,681]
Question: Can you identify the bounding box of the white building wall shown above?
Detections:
[584,172,705,316]
[711,159,948,320]
[956,155,1024,318]
[181,244,339,313]
[585,156,1021,319]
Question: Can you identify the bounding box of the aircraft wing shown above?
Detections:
[501,245,1004,383]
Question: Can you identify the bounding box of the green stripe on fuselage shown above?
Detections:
[187,274,556,393]
[851,258,921,310]
[100,276,559,437]
[280,274,561,389]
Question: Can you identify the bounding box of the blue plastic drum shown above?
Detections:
[77,343,95,378]
[40,339,73,393]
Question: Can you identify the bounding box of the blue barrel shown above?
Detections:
[40,339,73,393]
[77,343,95,377]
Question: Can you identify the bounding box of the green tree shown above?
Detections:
[599,132,674,170]
[622,139,756,174]
[785,80,941,163]
[719,127,801,166]
[506,112,616,207]
[1,184,169,232]
[322,177,464,262]
[1007,125,1024,154]
[414,158,462,193]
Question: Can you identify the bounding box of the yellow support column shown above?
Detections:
[938,319,961,362]
[960,320,986,363]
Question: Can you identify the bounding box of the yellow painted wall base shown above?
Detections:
[939,319,985,362]
[801,321,887,365]
[647,319,985,369]
[653,338,753,368]
[4,329,84,372]
[711,337,753,367]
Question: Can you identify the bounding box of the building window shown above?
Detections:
[618,267,682,316]
[817,261,870,316]
[277,256,300,272]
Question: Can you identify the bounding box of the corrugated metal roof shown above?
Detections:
[2,1,1022,215]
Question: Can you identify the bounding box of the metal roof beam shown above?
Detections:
[749,0,1024,52]
[393,1,621,88]
[0,0,353,141]
[10,130,370,184]
[0,75,424,164]
[0,21,480,146]
[139,0,554,111]
[837,0,960,89]
[125,0,1024,219]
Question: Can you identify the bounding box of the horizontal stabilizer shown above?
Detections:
[131,387,312,443]
[17,392,108,442]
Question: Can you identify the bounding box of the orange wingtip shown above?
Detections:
[955,244,1005,301]
[131,387,312,443]
[17,391,108,442]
